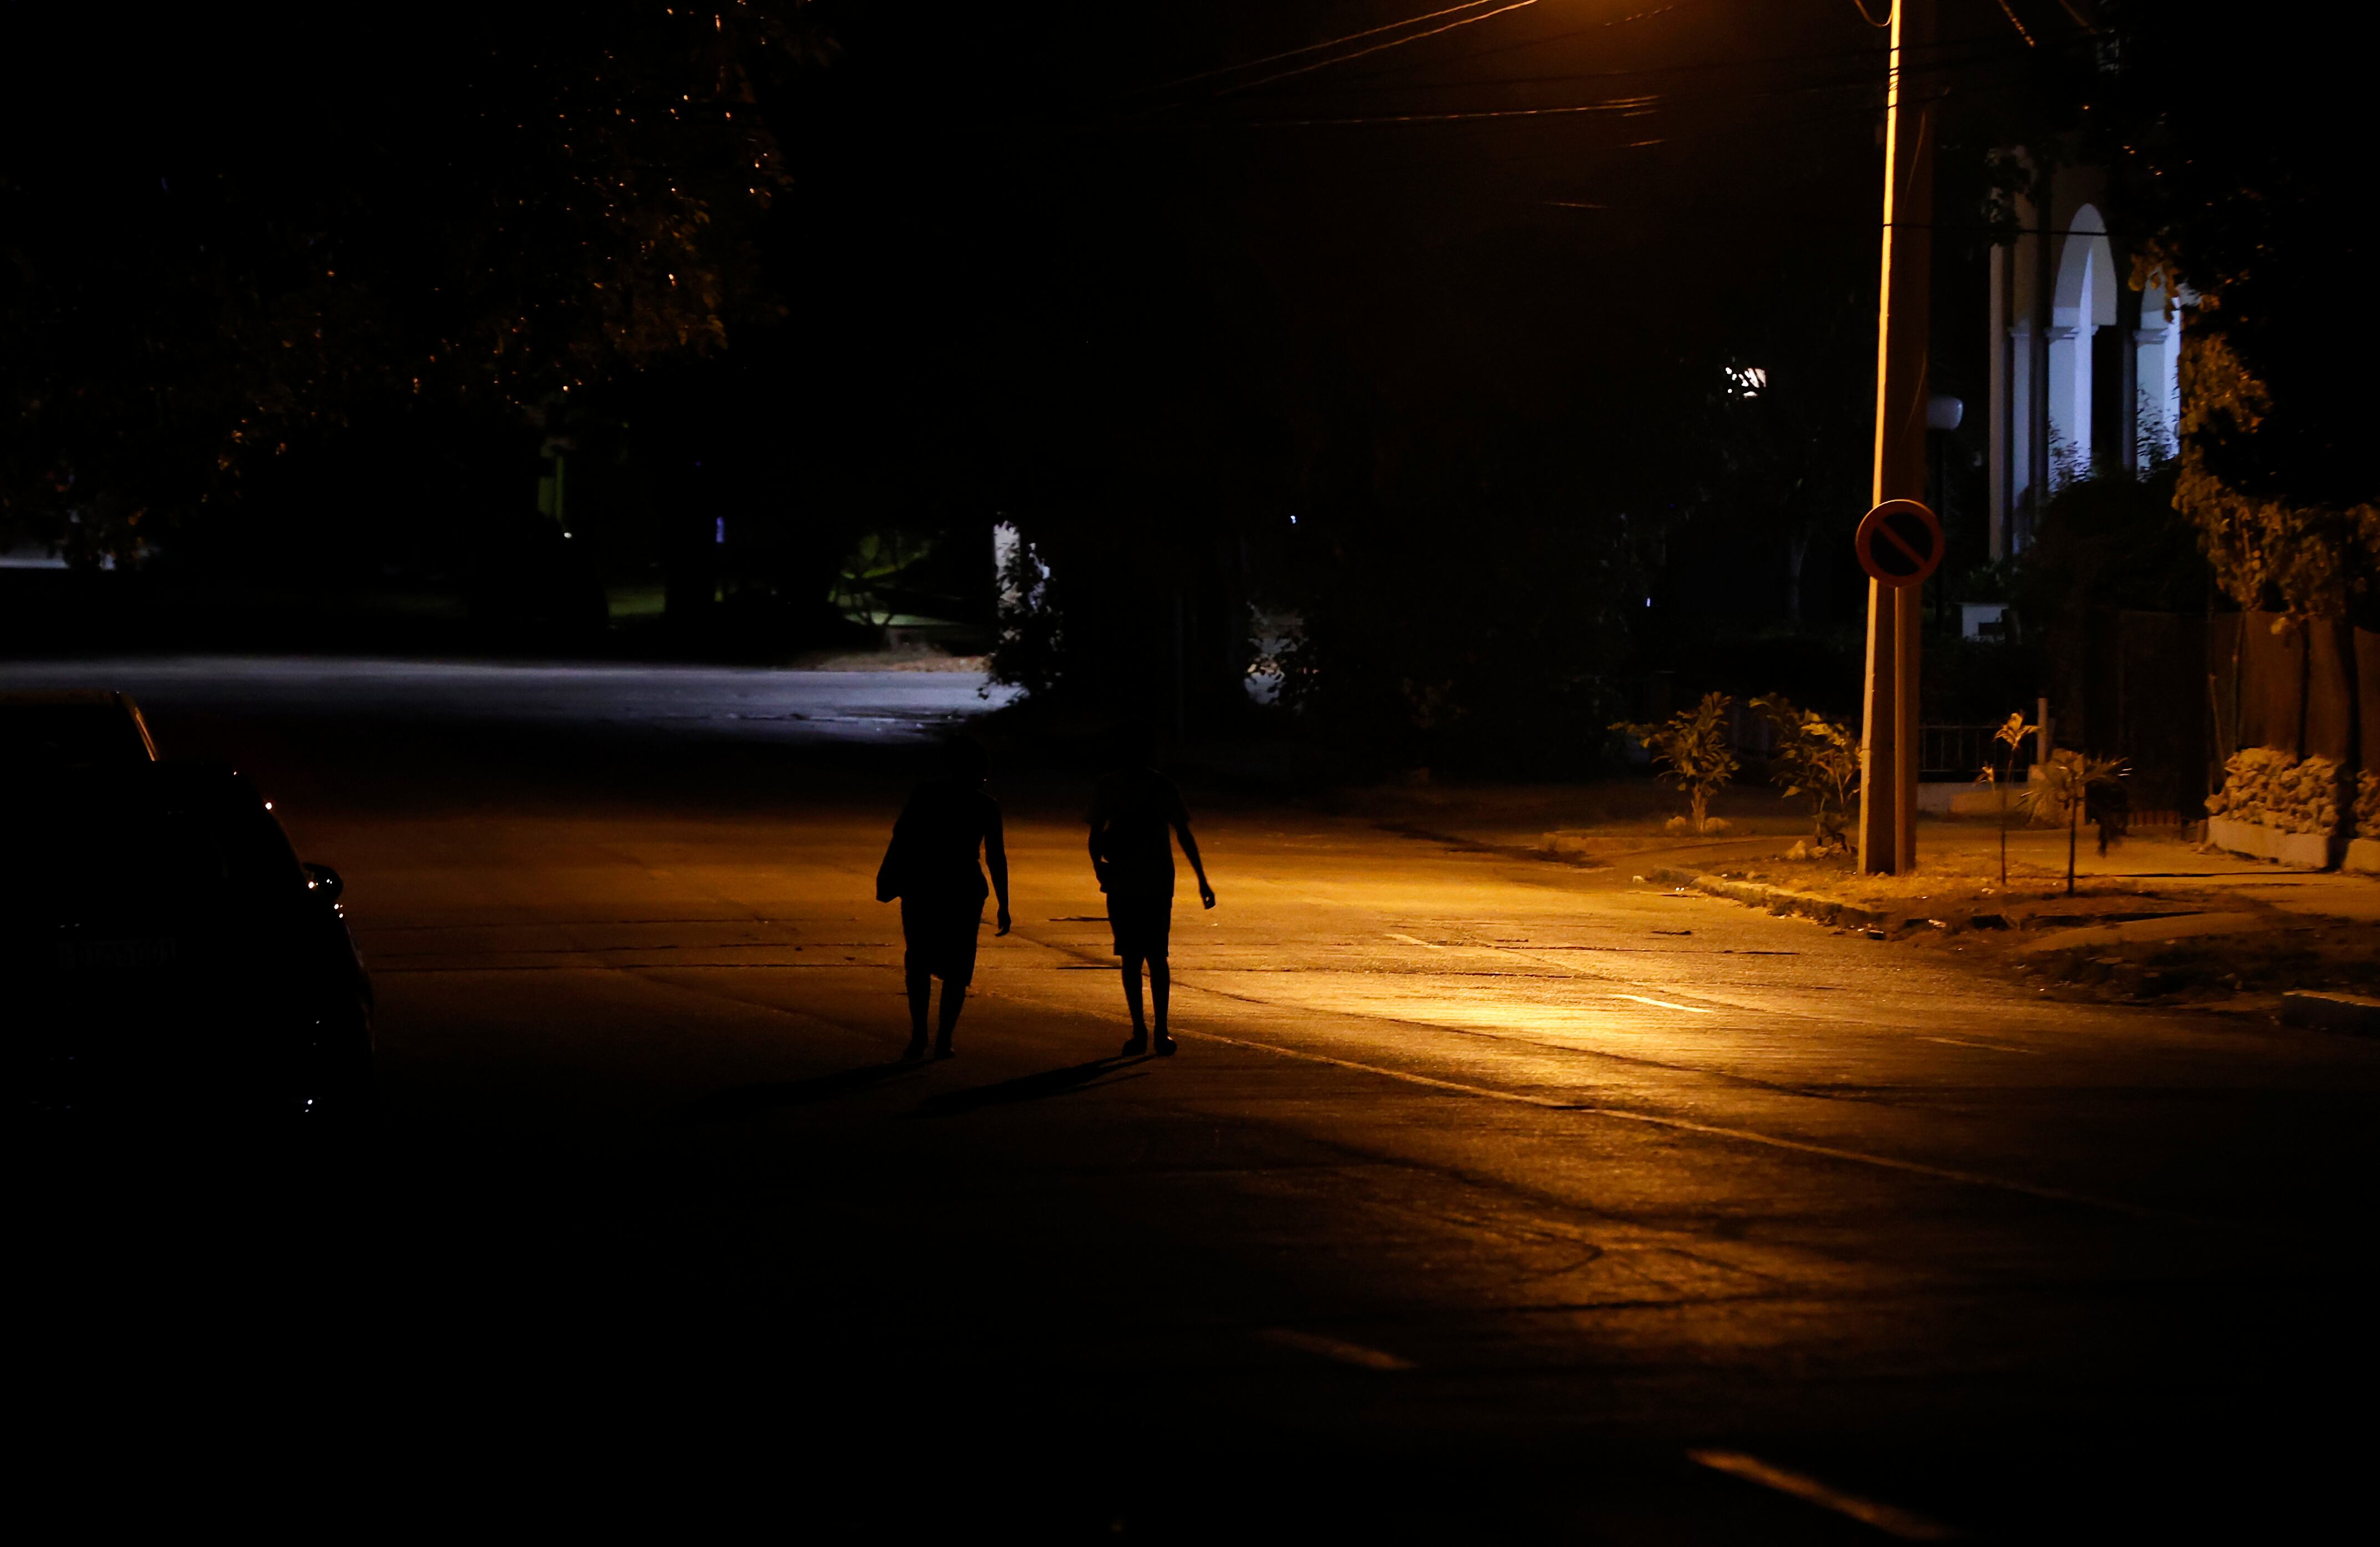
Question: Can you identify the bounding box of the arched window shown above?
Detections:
[2046,204,2118,486]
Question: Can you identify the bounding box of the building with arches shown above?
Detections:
[1986,164,2182,561]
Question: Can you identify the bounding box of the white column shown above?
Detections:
[2045,323,2087,487]
[1989,245,2008,561]
[2133,323,2179,465]
[2006,319,2033,548]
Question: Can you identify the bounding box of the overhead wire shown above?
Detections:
[1316,0,1715,83]
[1145,0,2073,116]
[1207,0,1545,97]
[1136,30,2059,133]
[1141,1,1511,93]
[1187,27,2078,100]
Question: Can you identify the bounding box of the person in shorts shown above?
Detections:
[877,737,1010,1059]
[1087,727,1214,1057]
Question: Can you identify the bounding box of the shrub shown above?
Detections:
[1751,694,1859,852]
[1615,692,1738,835]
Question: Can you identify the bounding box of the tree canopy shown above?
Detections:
[1,3,825,561]
[2092,1,2380,621]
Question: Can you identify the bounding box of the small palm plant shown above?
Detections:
[2018,749,2129,895]
[1614,692,1740,836]
[1751,694,1859,853]
[1978,711,2037,887]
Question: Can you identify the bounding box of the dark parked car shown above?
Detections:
[7,762,373,1123]
[0,689,159,767]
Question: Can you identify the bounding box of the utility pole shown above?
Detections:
[1858,0,1935,875]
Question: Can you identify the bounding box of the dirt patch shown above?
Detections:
[2002,922,2380,1009]
[1660,850,2379,1010]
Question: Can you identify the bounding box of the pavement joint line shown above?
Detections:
[1232,937,1814,1023]
[1179,980,1972,1112]
[1481,940,1800,1018]
[1687,1449,1956,1540]
[1258,1327,1417,1371]
[1613,993,1715,1015]
[1173,1026,2225,1228]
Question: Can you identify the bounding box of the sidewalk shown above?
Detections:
[1345,778,2379,1010]
[1354,779,2376,917]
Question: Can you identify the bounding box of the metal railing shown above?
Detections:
[1920,724,2036,780]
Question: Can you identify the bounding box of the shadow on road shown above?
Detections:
[916,1055,1147,1117]
[678,1059,926,1123]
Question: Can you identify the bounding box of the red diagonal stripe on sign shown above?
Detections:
[1877,520,1928,565]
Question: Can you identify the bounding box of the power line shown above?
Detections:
[1330,0,1715,82]
[1144,0,1709,106]
[1140,1,1511,94]
[1208,0,1545,98]
[1206,92,1665,129]
[1198,27,2072,100]
[1137,42,2045,133]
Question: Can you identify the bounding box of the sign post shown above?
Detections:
[1859,0,1936,876]
[1854,498,1944,874]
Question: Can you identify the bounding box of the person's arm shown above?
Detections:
[1173,802,1216,909]
[876,798,914,903]
[1086,787,1113,892]
[986,803,1011,935]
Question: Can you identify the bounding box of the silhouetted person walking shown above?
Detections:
[877,739,1010,1059]
[1089,727,1214,1057]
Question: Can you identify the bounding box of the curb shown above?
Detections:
[1644,867,1900,934]
[2281,991,2380,1037]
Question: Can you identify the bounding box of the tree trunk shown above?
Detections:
[1998,762,2010,887]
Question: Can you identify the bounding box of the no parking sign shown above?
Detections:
[1854,499,1944,589]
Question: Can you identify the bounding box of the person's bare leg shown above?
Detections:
[903,966,932,1058]
[934,982,966,1056]
[1120,953,1148,1054]
[1151,953,1174,1054]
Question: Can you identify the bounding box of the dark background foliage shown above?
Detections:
[4,2,2361,760]
[2091,0,2376,516]
[1,3,818,562]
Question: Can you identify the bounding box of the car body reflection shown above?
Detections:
[9,762,372,1124]
[0,689,158,767]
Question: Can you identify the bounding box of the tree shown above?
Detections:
[0,4,826,563]
[2172,319,2380,620]
[2089,3,2380,623]
[2020,749,2129,896]
[1615,693,1740,836]
[1752,695,1860,852]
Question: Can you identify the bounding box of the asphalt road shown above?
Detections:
[18,659,2380,1539]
